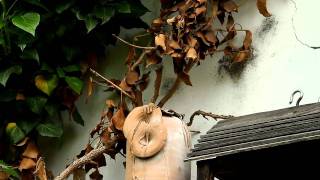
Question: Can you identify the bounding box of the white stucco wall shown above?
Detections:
[43,0,320,179]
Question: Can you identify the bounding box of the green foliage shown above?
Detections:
[0,0,149,173]
[0,66,22,86]
[5,123,25,144]
[11,12,40,36]
[0,160,19,178]
[36,122,63,137]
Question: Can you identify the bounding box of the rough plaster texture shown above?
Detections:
[42,0,320,179]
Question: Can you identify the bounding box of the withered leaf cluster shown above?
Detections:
[148,0,270,85]
[76,0,271,178]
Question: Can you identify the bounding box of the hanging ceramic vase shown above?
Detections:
[123,104,191,180]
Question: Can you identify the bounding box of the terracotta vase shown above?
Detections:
[123,105,191,180]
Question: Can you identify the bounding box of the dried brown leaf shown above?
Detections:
[125,71,139,85]
[168,40,181,50]
[151,67,163,103]
[73,168,86,180]
[133,90,143,107]
[111,107,125,130]
[90,123,102,138]
[197,0,207,4]
[222,0,238,12]
[166,16,176,25]
[196,31,210,46]
[125,47,136,65]
[86,77,93,102]
[119,80,132,92]
[211,0,219,18]
[165,45,175,55]
[85,152,106,172]
[179,72,192,86]
[226,14,235,31]
[138,73,150,91]
[234,51,249,62]
[257,0,271,17]
[186,47,198,61]
[89,170,103,180]
[146,52,162,67]
[187,36,198,48]
[195,6,207,16]
[243,30,253,50]
[22,141,39,159]
[85,144,94,155]
[100,129,111,145]
[77,144,94,158]
[204,30,217,44]
[217,11,225,24]
[106,99,116,108]
[19,158,36,171]
[220,27,237,44]
[35,158,47,180]
[155,34,167,51]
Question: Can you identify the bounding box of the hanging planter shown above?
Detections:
[123,104,191,180]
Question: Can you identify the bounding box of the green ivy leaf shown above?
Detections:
[16,119,39,134]
[20,49,39,64]
[0,18,4,29]
[35,74,59,95]
[44,102,59,116]
[65,76,84,95]
[5,123,25,144]
[36,122,63,137]
[0,65,22,86]
[0,160,19,178]
[26,96,47,114]
[62,65,81,72]
[84,15,98,33]
[128,1,150,16]
[0,36,4,46]
[116,2,131,13]
[12,12,40,36]
[55,67,65,78]
[94,6,115,25]
[55,1,75,14]
[40,63,54,72]
[72,107,84,126]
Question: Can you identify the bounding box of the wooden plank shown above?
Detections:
[199,114,320,142]
[193,118,320,151]
[187,129,320,160]
[207,103,320,133]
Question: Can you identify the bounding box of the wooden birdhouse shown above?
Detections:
[187,103,320,180]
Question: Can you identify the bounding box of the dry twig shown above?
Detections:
[112,34,156,50]
[157,61,195,107]
[54,138,117,180]
[188,110,234,126]
[89,68,134,99]
[151,66,163,103]
[130,50,147,71]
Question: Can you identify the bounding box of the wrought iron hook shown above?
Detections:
[289,90,304,106]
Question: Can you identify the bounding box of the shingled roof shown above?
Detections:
[187,102,320,161]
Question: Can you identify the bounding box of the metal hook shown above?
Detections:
[289,90,304,106]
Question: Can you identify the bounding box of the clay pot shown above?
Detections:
[123,105,191,180]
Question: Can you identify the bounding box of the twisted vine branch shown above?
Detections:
[188,110,234,126]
